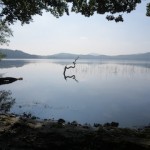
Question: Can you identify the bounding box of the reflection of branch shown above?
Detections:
[63,56,79,82]
[64,75,78,82]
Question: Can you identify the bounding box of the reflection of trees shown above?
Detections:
[0,59,30,68]
[0,90,15,113]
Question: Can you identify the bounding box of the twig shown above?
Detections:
[63,56,79,82]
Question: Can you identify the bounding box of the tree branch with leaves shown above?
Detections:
[0,0,147,24]
[0,20,13,45]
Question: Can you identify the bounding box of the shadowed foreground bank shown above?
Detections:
[0,114,150,150]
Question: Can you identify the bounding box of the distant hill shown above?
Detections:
[46,53,104,59]
[110,53,150,61]
[34,52,150,61]
[0,48,150,61]
[0,49,41,59]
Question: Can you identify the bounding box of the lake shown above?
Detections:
[0,59,150,127]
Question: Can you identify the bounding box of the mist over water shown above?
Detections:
[1,59,150,127]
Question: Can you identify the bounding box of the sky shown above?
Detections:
[1,1,150,56]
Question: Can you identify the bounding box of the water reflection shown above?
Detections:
[53,60,150,69]
[0,90,15,113]
[1,59,150,127]
[0,59,30,68]
[67,62,150,79]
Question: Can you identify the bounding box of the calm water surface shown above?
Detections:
[0,59,150,127]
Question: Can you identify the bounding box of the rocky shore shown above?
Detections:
[0,113,150,150]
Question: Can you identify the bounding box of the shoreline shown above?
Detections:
[0,113,150,150]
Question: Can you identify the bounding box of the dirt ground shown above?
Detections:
[0,114,150,150]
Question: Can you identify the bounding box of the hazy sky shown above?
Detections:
[1,1,150,56]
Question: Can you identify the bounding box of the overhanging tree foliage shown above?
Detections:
[0,20,12,45]
[147,2,150,16]
[0,0,150,45]
[0,0,147,24]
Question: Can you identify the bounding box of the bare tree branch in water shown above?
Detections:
[63,56,79,74]
[63,56,79,82]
